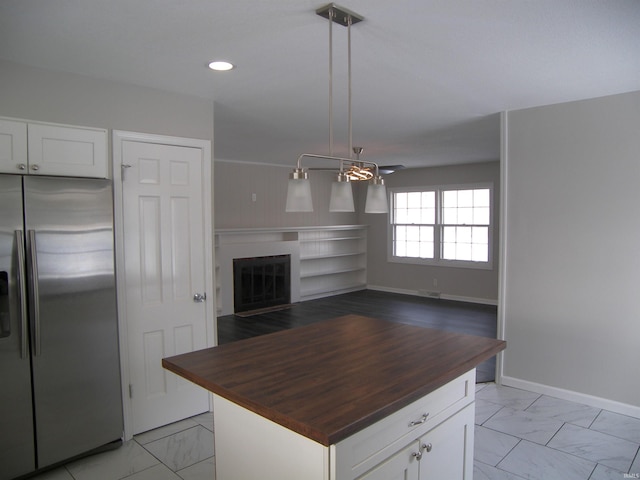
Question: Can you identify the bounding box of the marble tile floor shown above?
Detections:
[28,412,216,480]
[474,383,640,480]
[28,384,640,480]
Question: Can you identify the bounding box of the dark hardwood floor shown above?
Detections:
[217,289,499,382]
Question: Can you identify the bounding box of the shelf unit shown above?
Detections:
[298,226,367,301]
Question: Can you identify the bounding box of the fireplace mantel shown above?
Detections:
[215,225,368,316]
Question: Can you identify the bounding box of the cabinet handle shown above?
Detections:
[411,451,422,461]
[421,442,433,453]
[408,413,429,427]
[31,164,40,171]
[15,231,28,359]
[17,163,27,171]
[27,230,41,356]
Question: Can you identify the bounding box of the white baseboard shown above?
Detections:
[500,376,640,420]
[367,284,498,306]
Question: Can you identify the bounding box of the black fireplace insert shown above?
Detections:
[233,255,291,314]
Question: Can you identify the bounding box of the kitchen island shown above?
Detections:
[163,314,506,480]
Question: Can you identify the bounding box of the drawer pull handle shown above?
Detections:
[408,413,429,427]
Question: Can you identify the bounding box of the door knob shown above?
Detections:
[193,293,206,303]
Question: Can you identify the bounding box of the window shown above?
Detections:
[390,185,492,268]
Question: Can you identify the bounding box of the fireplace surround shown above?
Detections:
[215,226,366,316]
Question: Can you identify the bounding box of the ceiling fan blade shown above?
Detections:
[377,165,405,174]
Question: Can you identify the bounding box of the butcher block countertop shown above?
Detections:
[162,314,506,446]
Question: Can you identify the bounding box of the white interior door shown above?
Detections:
[119,137,212,435]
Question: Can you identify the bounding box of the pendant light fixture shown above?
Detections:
[285,3,388,214]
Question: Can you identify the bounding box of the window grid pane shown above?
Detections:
[393,225,434,258]
[441,225,489,262]
[392,191,436,259]
[442,188,490,226]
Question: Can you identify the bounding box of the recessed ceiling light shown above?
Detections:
[208,61,234,71]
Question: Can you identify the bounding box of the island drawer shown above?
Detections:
[332,369,475,478]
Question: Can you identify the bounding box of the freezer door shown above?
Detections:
[0,175,36,480]
[24,176,123,468]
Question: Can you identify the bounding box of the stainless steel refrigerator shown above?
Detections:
[0,175,123,479]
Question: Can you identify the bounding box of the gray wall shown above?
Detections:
[362,161,500,303]
[502,90,640,409]
[215,160,500,302]
[214,160,359,228]
[0,60,213,146]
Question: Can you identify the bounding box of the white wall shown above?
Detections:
[501,90,640,413]
[0,60,213,146]
[214,160,359,228]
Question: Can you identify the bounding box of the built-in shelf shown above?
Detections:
[215,225,367,313]
[300,267,366,279]
[297,226,367,301]
[301,252,365,260]
[300,235,365,243]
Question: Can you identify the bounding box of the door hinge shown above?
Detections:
[129,384,133,398]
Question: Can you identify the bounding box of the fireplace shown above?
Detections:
[233,255,291,314]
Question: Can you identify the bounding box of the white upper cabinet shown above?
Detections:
[0,118,28,173]
[0,117,108,178]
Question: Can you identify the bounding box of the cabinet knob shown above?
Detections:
[421,442,433,453]
[31,164,40,171]
[411,451,422,461]
[17,163,26,171]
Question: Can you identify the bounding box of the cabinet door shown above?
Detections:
[27,123,108,178]
[0,119,28,174]
[418,403,474,480]
[357,442,420,480]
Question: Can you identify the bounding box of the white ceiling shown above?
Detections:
[1,0,639,169]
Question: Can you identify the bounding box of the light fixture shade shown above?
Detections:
[365,182,388,214]
[329,180,355,212]
[286,178,313,212]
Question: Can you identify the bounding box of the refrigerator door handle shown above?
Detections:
[27,230,41,357]
[15,230,29,359]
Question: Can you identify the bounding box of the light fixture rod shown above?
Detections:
[295,153,380,176]
[328,6,334,157]
[348,14,353,159]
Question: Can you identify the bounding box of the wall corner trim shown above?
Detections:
[367,285,498,306]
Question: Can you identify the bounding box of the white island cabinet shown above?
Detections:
[162,315,506,480]
[214,369,475,480]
